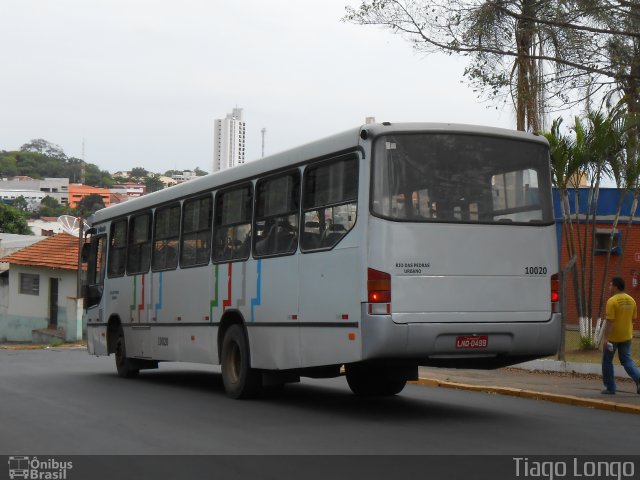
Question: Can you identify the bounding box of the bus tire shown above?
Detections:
[221,324,262,399]
[345,363,407,396]
[115,326,139,379]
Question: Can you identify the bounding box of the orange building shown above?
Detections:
[68,184,112,209]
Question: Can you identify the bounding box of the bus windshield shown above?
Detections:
[371,133,553,225]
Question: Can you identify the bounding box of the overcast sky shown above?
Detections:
[0,0,517,174]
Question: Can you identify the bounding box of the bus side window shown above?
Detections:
[152,203,180,271]
[107,219,127,278]
[301,156,358,251]
[127,212,152,274]
[213,184,252,263]
[180,196,212,267]
[253,171,300,258]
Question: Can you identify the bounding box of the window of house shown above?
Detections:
[595,229,621,255]
[152,204,180,271]
[127,213,152,274]
[213,185,252,262]
[107,219,127,278]
[253,171,300,257]
[301,157,358,251]
[181,196,212,267]
[19,273,39,295]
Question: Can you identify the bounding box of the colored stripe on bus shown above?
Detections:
[223,263,233,310]
[138,274,145,322]
[237,262,247,308]
[155,272,163,311]
[129,276,137,320]
[250,259,262,322]
[209,264,219,322]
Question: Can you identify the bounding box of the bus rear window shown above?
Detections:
[371,133,553,225]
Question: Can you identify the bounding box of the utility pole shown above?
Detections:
[80,138,86,184]
[261,128,266,158]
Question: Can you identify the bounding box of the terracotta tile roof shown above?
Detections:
[0,233,79,270]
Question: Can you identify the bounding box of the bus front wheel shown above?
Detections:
[115,326,139,379]
[221,324,262,399]
[345,363,407,396]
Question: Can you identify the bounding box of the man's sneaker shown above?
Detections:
[601,389,616,395]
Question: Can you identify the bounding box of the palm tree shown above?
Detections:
[546,118,585,323]
[591,108,631,337]
[546,108,636,346]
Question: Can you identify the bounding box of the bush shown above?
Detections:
[579,335,599,350]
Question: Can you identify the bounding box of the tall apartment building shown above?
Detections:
[213,108,246,172]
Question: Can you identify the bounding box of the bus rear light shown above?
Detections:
[368,291,391,303]
[368,268,391,303]
[551,273,560,313]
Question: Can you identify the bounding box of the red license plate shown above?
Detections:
[455,335,489,349]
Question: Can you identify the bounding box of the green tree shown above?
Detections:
[0,152,18,177]
[545,107,639,346]
[0,203,32,234]
[11,196,29,213]
[130,167,149,181]
[0,142,113,187]
[20,139,66,159]
[344,0,640,132]
[84,162,113,188]
[345,0,576,131]
[15,151,49,179]
[74,194,106,218]
[145,173,165,193]
[194,167,208,176]
[38,196,71,218]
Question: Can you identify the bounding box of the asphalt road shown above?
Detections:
[0,348,638,456]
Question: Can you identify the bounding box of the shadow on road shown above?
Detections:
[90,366,505,422]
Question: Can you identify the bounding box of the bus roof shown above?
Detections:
[88,122,547,224]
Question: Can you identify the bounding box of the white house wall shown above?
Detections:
[0,265,79,342]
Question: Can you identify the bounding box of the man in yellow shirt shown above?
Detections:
[601,276,640,395]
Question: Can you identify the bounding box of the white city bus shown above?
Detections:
[82,122,560,398]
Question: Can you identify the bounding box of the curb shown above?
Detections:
[0,344,86,350]
[515,359,630,377]
[414,377,640,415]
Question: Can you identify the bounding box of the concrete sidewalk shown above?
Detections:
[417,360,640,415]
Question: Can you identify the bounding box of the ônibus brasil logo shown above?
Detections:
[8,456,73,480]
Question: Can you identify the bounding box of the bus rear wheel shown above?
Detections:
[345,363,407,396]
[221,324,262,399]
[115,326,139,378]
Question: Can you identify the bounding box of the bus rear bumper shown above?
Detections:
[360,308,561,369]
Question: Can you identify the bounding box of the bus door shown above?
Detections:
[84,233,108,355]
